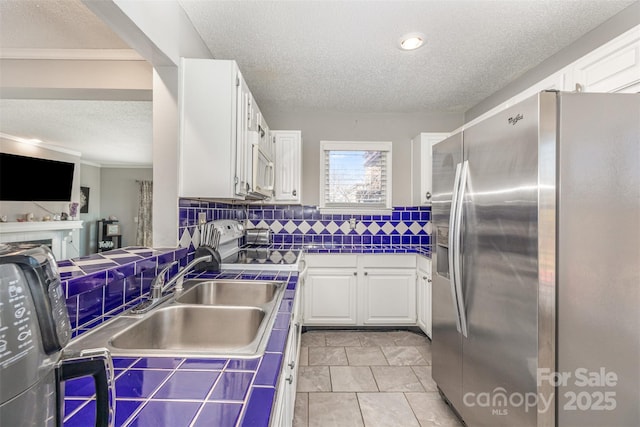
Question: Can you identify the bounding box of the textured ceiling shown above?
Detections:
[179,0,635,114]
[0,0,635,166]
[0,0,128,49]
[0,99,152,166]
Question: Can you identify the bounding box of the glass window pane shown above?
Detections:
[325,150,386,205]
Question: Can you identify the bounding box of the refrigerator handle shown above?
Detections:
[448,162,463,334]
[453,160,469,338]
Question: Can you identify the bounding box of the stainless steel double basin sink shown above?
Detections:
[67,280,286,358]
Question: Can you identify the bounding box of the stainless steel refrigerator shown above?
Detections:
[432,91,639,427]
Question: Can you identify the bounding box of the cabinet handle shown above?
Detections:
[422,276,428,280]
[428,278,432,283]
[353,272,357,276]
[288,361,296,369]
[364,271,368,276]
[425,191,432,200]
[292,189,297,196]
[286,375,294,384]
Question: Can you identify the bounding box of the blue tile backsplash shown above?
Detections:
[60,246,188,336]
[178,199,431,252]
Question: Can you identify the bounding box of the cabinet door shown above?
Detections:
[412,133,449,205]
[235,73,252,197]
[273,130,302,203]
[361,268,416,324]
[416,256,432,337]
[304,268,357,325]
[282,320,299,425]
[568,26,640,93]
[179,59,239,199]
[416,266,433,338]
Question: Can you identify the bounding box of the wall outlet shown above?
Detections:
[198,212,207,225]
[349,218,356,230]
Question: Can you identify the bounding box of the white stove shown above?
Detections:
[204,220,302,272]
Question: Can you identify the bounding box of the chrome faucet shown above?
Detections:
[149,261,179,300]
[131,254,213,314]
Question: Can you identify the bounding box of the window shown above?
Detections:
[320,141,392,213]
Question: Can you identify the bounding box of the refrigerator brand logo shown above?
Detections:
[508,113,524,125]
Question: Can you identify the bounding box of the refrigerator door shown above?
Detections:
[556,92,640,427]
[431,132,464,414]
[461,93,542,426]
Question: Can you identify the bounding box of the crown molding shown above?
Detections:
[0,48,145,61]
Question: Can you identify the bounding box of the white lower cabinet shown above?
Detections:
[362,268,416,324]
[304,267,358,325]
[304,254,418,326]
[272,277,303,426]
[416,255,432,338]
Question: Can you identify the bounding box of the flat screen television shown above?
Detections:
[0,153,75,201]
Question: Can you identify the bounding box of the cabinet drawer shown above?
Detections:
[305,254,357,268]
[360,254,416,269]
[417,254,431,273]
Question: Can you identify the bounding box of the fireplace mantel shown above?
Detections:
[0,220,83,234]
[0,220,84,259]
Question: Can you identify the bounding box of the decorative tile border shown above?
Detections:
[178,199,432,252]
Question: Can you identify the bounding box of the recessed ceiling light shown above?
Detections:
[398,32,426,51]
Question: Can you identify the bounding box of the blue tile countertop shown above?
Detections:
[58,246,189,297]
[63,269,299,427]
[60,244,428,427]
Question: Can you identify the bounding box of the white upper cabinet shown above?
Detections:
[272,130,302,204]
[236,76,255,198]
[257,112,272,159]
[567,26,640,93]
[411,133,449,206]
[179,58,267,200]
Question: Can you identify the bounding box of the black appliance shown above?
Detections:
[0,244,115,427]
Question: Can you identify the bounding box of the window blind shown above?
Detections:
[323,150,388,207]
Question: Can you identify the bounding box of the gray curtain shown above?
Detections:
[136,180,153,246]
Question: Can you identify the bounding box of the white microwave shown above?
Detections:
[250,144,274,199]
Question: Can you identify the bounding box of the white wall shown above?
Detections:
[78,163,101,255]
[265,110,463,206]
[100,167,152,248]
[152,66,180,248]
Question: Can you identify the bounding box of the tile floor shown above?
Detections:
[293,329,464,427]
